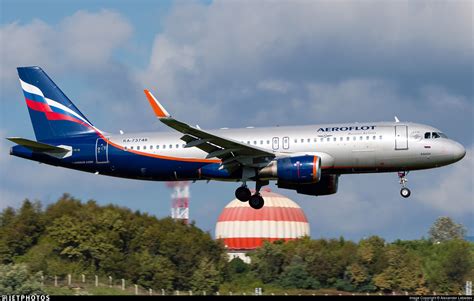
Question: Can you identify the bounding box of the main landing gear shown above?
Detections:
[398,171,411,198]
[235,185,251,202]
[235,180,267,209]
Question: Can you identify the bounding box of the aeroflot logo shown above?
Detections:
[317,125,376,132]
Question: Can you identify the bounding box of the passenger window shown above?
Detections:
[307,138,310,143]
[327,138,330,142]
[359,136,363,140]
[267,140,270,144]
[347,137,350,141]
[353,136,356,141]
[150,145,153,149]
[301,139,304,143]
[163,145,166,149]
[379,135,383,140]
[260,140,263,145]
[294,139,298,143]
[424,132,431,139]
[124,146,128,150]
[373,136,376,140]
[247,141,250,144]
[137,146,140,150]
[314,138,317,142]
[157,145,159,149]
[366,136,369,140]
[340,137,343,141]
[333,137,337,142]
[169,144,173,149]
[130,146,133,150]
[143,146,147,150]
[253,141,257,145]
[176,144,179,148]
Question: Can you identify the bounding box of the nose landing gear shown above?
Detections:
[398,171,411,198]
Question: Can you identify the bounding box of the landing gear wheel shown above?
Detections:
[397,171,411,198]
[249,194,264,209]
[235,186,251,202]
[400,187,411,198]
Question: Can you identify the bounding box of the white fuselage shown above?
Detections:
[110,121,465,174]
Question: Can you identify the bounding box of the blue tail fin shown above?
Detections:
[17,66,98,141]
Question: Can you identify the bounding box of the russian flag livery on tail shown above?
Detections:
[18,66,98,141]
[7,66,466,209]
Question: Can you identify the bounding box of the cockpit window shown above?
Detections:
[425,132,447,139]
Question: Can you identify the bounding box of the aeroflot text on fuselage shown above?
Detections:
[317,125,377,132]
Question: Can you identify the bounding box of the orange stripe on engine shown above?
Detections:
[312,155,318,181]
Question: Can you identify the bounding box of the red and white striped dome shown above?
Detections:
[215,189,310,250]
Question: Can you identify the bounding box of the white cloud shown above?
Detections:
[0,10,132,82]
[138,1,472,129]
[257,80,293,94]
[143,0,472,81]
[420,86,470,110]
[415,145,474,215]
[0,20,54,81]
[60,10,133,68]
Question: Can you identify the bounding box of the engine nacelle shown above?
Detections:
[278,174,340,196]
[259,155,321,184]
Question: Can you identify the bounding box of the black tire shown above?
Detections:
[249,194,264,209]
[400,187,411,198]
[235,186,251,202]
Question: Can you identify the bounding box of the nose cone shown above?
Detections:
[452,141,466,162]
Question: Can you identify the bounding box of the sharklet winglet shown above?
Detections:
[144,89,170,118]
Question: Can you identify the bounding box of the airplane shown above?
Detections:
[7,66,466,209]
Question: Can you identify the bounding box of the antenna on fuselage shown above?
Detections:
[394,116,400,123]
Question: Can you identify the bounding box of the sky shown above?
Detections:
[0,0,472,242]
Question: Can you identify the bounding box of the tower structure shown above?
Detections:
[166,181,190,223]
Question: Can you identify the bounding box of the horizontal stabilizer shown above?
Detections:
[6,137,69,153]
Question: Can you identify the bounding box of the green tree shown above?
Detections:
[278,255,320,289]
[0,207,16,227]
[424,239,472,293]
[346,263,369,287]
[131,251,176,291]
[224,257,249,281]
[304,239,356,286]
[190,257,220,293]
[0,200,44,263]
[429,217,467,243]
[0,264,45,294]
[373,245,426,293]
[250,241,286,283]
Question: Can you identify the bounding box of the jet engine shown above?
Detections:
[259,155,321,184]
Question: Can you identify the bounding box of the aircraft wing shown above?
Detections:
[144,90,275,168]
